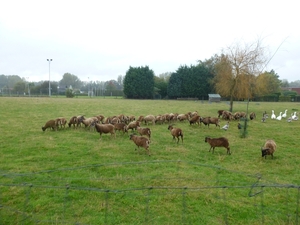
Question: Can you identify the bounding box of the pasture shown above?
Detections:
[1,97,300,224]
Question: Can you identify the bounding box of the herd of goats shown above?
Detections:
[41,109,298,157]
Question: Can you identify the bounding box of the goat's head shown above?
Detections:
[167,125,174,130]
[261,147,270,158]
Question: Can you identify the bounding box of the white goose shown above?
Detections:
[222,121,229,131]
[292,112,298,120]
[282,109,288,118]
[271,110,276,119]
[276,112,282,120]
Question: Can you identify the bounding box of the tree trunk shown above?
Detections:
[229,95,233,112]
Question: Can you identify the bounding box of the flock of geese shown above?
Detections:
[221,109,298,131]
[269,109,299,122]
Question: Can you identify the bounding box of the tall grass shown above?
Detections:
[1,97,300,224]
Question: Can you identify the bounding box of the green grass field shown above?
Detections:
[1,97,300,224]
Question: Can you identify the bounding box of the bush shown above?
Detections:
[65,88,75,98]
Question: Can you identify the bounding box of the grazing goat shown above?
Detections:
[68,116,77,128]
[110,117,121,125]
[155,115,166,124]
[129,134,151,156]
[76,115,85,127]
[95,123,116,139]
[167,125,183,143]
[127,115,136,123]
[164,113,177,123]
[114,123,128,134]
[95,114,105,123]
[177,113,190,122]
[42,119,57,131]
[137,115,144,122]
[204,137,231,155]
[218,110,225,118]
[143,115,156,125]
[68,115,85,128]
[82,117,98,129]
[200,117,210,127]
[233,112,241,120]
[209,117,220,128]
[222,111,233,120]
[249,112,256,120]
[137,126,151,139]
[55,117,67,129]
[127,121,140,132]
[189,115,201,125]
[261,139,276,159]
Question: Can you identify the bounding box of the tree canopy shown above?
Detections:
[123,66,155,99]
[167,64,214,99]
[59,73,82,89]
[213,40,267,111]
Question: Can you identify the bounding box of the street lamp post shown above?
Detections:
[26,77,30,96]
[47,59,52,97]
[88,77,89,97]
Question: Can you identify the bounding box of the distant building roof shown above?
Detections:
[208,94,221,102]
[208,94,221,98]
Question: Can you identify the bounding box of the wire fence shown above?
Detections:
[1,160,300,224]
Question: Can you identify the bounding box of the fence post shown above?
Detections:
[222,186,229,225]
[260,185,265,224]
[63,184,70,224]
[296,187,300,224]
[182,187,187,224]
[105,190,109,224]
[22,184,32,225]
[145,187,152,224]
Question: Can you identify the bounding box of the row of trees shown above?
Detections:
[0,73,123,96]
[122,40,289,111]
[0,40,298,105]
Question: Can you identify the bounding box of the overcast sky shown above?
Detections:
[0,0,299,83]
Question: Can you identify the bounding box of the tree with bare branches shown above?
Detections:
[213,40,267,112]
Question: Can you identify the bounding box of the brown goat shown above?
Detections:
[167,125,183,143]
[129,134,151,156]
[82,117,98,131]
[42,119,57,131]
[209,117,220,128]
[114,123,128,134]
[261,139,276,159]
[127,121,141,132]
[110,117,121,125]
[205,137,231,154]
[222,111,233,121]
[137,126,151,139]
[143,115,156,125]
[95,123,116,139]
[55,117,67,129]
[250,112,256,120]
[68,115,85,128]
[200,117,210,127]
[218,110,225,118]
[189,115,201,125]
[177,113,190,122]
[137,115,144,122]
[155,115,166,124]
[68,116,77,128]
[95,114,105,123]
